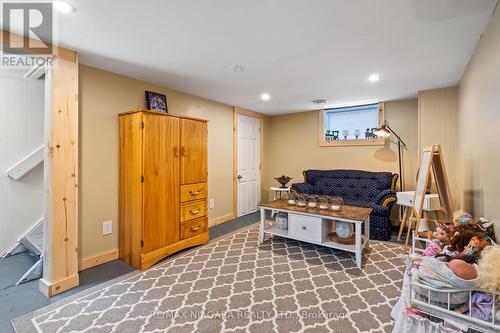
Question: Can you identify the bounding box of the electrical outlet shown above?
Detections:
[209,198,215,209]
[102,220,112,235]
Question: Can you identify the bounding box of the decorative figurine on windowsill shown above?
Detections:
[365,128,377,140]
[353,129,361,140]
[274,175,292,188]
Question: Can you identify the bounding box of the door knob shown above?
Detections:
[237,175,242,179]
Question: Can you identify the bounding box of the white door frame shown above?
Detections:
[233,107,264,218]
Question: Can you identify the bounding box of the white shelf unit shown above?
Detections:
[259,207,370,268]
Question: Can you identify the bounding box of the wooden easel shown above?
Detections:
[410,145,453,248]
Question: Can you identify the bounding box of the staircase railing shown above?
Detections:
[4,145,44,180]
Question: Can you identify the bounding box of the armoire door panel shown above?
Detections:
[180,119,207,184]
[119,112,144,268]
[143,114,180,253]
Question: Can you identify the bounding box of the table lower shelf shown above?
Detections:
[263,225,368,253]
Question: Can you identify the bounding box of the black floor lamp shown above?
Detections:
[374,120,407,191]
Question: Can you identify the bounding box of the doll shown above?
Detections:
[441,224,480,254]
[422,226,450,256]
[477,245,500,291]
[463,233,492,256]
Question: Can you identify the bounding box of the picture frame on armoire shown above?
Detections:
[145,91,168,113]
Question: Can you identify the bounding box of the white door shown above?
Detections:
[237,114,260,217]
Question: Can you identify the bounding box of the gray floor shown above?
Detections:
[0,212,260,333]
[1,212,405,333]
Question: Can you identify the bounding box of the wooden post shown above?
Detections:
[1,29,79,296]
[39,54,79,296]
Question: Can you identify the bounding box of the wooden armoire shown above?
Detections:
[119,110,208,270]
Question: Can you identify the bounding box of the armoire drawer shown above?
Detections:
[180,182,207,202]
[181,217,207,240]
[180,200,207,222]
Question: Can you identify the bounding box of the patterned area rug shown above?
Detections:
[13,225,405,333]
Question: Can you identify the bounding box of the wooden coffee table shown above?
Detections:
[258,199,372,268]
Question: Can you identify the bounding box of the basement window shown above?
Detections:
[318,103,385,146]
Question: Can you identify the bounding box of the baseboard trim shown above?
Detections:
[208,213,235,228]
[39,274,79,297]
[79,249,119,271]
[78,215,236,272]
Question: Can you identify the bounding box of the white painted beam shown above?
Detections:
[4,145,44,180]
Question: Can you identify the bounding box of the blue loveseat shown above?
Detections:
[291,169,398,240]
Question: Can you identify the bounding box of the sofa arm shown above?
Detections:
[374,189,397,206]
[370,204,390,216]
[290,182,314,194]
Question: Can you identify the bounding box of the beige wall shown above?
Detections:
[264,99,418,200]
[79,65,235,260]
[457,6,500,233]
[418,86,459,205]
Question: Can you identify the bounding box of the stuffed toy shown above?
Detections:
[422,226,450,256]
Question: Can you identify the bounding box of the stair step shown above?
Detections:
[16,257,43,285]
[20,223,44,257]
[3,219,44,285]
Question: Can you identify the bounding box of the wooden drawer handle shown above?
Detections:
[189,190,201,196]
[189,209,200,215]
[190,225,201,232]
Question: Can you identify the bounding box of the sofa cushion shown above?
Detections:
[305,169,393,190]
[311,170,393,202]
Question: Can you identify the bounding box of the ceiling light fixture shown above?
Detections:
[260,93,271,101]
[229,65,245,72]
[312,99,327,105]
[53,1,74,13]
[368,73,380,83]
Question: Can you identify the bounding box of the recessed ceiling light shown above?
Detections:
[229,65,245,72]
[53,1,74,13]
[368,73,380,83]
[261,93,271,101]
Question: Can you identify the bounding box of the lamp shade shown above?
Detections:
[373,125,390,137]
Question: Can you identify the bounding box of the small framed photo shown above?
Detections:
[145,91,168,113]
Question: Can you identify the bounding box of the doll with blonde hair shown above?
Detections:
[477,245,500,291]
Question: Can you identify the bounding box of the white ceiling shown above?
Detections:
[3,0,497,114]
